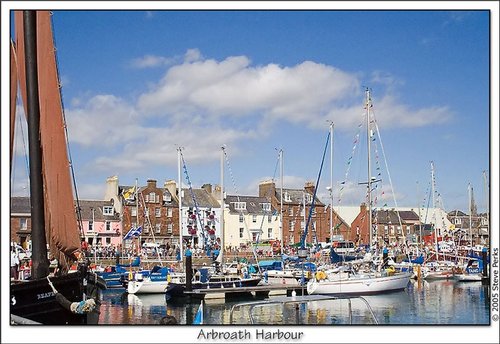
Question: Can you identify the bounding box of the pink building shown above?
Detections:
[79,200,122,247]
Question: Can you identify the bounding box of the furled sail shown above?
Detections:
[10,41,18,172]
[14,11,81,270]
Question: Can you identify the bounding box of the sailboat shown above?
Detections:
[10,11,104,324]
[421,162,456,281]
[307,89,411,296]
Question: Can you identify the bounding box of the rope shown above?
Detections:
[47,276,96,314]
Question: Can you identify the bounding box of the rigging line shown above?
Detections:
[371,113,404,232]
[301,130,330,249]
[12,109,31,195]
[179,151,209,247]
[139,191,163,266]
[50,12,84,236]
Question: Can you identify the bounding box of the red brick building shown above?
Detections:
[259,181,347,245]
[120,179,180,248]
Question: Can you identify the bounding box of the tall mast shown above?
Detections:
[468,183,473,249]
[135,178,139,253]
[177,147,183,262]
[279,148,284,255]
[365,88,374,249]
[483,170,489,237]
[220,146,225,265]
[431,161,439,261]
[328,121,334,241]
[24,10,50,279]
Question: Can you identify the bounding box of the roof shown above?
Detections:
[10,197,31,214]
[226,195,274,214]
[374,209,419,224]
[277,188,324,206]
[334,206,362,226]
[181,188,220,208]
[77,199,120,221]
[448,209,467,217]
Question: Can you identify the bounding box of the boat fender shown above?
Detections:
[315,271,326,281]
[385,266,395,275]
[48,277,97,314]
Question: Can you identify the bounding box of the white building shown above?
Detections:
[223,195,280,248]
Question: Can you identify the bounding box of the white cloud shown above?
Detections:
[64,50,455,180]
[130,55,175,69]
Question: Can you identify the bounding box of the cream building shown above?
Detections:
[223,195,280,249]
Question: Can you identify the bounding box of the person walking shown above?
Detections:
[11,246,20,280]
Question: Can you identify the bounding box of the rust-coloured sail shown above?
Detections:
[10,41,18,172]
[14,11,81,270]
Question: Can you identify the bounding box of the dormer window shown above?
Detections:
[103,206,114,216]
[284,192,291,202]
[305,194,313,204]
[261,203,271,212]
[163,192,172,203]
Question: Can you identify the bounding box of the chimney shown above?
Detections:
[304,181,315,195]
[259,180,276,199]
[147,179,157,189]
[164,180,177,199]
[105,175,122,213]
[360,202,367,213]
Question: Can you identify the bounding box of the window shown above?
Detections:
[105,221,111,231]
[481,217,488,226]
[103,206,114,215]
[305,194,312,204]
[167,208,173,217]
[155,223,161,233]
[239,214,244,223]
[454,218,462,225]
[268,228,272,238]
[145,208,149,217]
[397,226,402,235]
[234,202,246,211]
[131,207,137,217]
[20,218,27,230]
[289,220,295,231]
[288,207,293,216]
[300,208,305,217]
[390,226,395,235]
[105,238,111,245]
[312,221,316,231]
[301,221,305,230]
[163,192,172,203]
[155,207,161,217]
[284,192,291,202]
[239,228,244,238]
[167,224,173,233]
[384,225,389,235]
[88,221,94,232]
[252,232,259,242]
[252,215,257,223]
[268,215,272,223]
[261,203,271,212]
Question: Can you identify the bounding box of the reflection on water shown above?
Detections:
[98,280,490,325]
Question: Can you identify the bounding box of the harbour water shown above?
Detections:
[98,280,490,325]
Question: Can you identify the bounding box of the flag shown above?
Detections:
[193,301,203,325]
[124,226,142,240]
[122,186,136,200]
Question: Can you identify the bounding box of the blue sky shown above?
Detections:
[8,9,492,213]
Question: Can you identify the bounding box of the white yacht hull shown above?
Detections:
[307,272,411,295]
[127,278,169,294]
